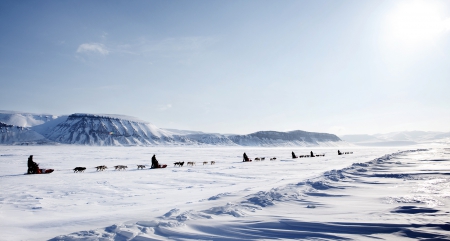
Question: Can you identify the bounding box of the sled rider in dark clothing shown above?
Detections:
[292,151,297,159]
[27,155,40,174]
[151,154,159,168]
[243,152,250,162]
[310,151,315,157]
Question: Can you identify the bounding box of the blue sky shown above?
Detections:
[1,0,449,135]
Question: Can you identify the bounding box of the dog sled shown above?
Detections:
[151,155,167,169]
[26,155,53,174]
[25,169,54,174]
[242,152,252,162]
[151,164,167,169]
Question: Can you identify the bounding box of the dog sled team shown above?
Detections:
[26,149,354,174]
[291,151,325,159]
[173,161,215,167]
[338,150,353,155]
[72,154,167,173]
[244,149,355,162]
[243,153,276,162]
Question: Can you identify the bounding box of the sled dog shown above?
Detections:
[73,167,86,173]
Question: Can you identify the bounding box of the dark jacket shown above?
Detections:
[292,152,297,158]
[151,155,159,168]
[27,155,38,174]
[243,153,250,162]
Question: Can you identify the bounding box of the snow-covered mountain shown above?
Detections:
[0,110,58,127]
[0,111,345,146]
[0,122,48,144]
[180,133,238,146]
[41,114,175,146]
[228,130,342,147]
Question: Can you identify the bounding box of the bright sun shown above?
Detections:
[384,0,450,48]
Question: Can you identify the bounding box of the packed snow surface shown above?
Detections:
[0,145,449,240]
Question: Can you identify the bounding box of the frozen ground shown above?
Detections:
[0,145,449,240]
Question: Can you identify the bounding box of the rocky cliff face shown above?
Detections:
[43,114,175,146]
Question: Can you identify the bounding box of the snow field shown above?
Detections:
[1,146,449,240]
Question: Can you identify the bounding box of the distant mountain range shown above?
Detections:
[340,131,450,146]
[0,111,344,146]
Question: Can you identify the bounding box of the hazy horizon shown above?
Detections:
[1,0,449,135]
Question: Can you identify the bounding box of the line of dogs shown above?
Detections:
[73,161,218,173]
[339,151,353,155]
[73,165,131,173]
[295,154,326,158]
[173,161,216,167]
[254,157,277,161]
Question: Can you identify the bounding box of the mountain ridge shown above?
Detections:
[0,111,344,146]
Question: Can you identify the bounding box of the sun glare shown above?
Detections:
[385,0,450,48]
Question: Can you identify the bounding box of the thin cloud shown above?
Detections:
[101,31,108,40]
[77,43,109,55]
[158,104,172,111]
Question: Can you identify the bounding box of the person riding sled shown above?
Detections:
[243,152,251,162]
[27,155,41,174]
[151,155,167,169]
[26,155,54,174]
[151,154,159,168]
[292,151,298,159]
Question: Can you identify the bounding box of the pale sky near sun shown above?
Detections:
[1,0,449,135]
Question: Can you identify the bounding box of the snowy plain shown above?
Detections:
[1,145,449,240]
